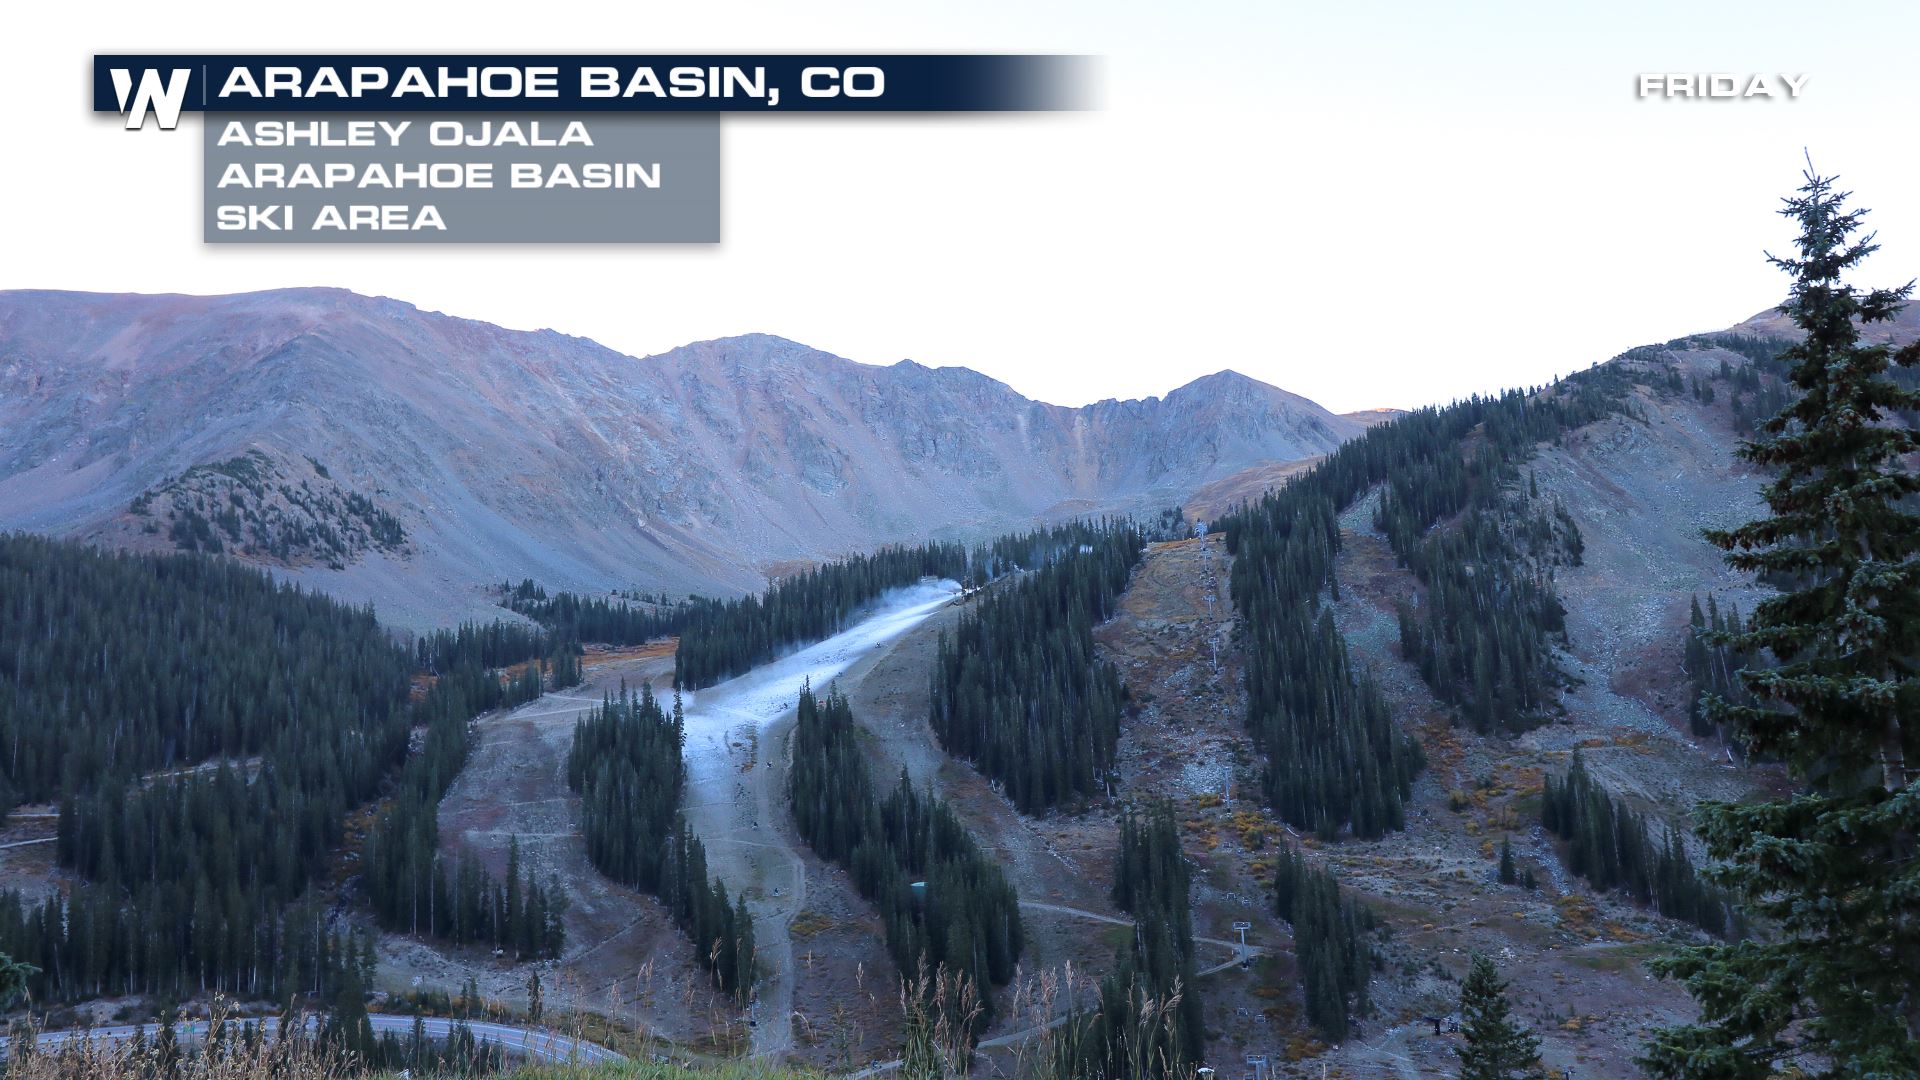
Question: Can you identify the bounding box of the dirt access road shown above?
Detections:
[418,678,729,1048]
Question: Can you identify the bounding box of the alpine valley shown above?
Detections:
[1,283,1915,1080]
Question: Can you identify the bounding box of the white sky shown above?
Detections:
[5,0,1919,413]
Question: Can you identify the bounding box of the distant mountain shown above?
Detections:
[0,288,1363,625]
[1341,408,1407,428]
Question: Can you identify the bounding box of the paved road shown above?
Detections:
[0,1014,626,1065]
[850,900,1268,1078]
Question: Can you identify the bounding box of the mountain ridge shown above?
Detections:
[0,287,1363,626]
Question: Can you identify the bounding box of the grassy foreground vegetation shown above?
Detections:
[0,1034,825,1080]
[479,1067,819,1080]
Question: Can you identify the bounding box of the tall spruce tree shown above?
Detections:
[1642,167,1920,1077]
[788,684,1022,1024]
[1106,803,1205,1073]
[0,952,33,1009]
[1272,844,1374,1040]
[1457,954,1542,1080]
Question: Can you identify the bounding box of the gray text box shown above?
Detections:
[203,113,719,243]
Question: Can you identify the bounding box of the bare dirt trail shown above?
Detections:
[0,807,67,904]
[1087,537,1320,1070]
[389,651,756,1058]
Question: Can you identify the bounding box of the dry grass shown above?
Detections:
[4,1009,352,1080]
[582,641,678,669]
[788,910,836,939]
[488,1065,821,1080]
[3,1005,824,1080]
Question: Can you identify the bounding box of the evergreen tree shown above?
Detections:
[1216,352,1641,835]
[546,640,583,690]
[1457,954,1543,1080]
[1683,594,1760,743]
[0,535,566,999]
[567,683,754,997]
[1272,844,1374,1040]
[0,951,34,1008]
[676,542,970,689]
[324,963,377,1062]
[1541,752,1736,937]
[789,684,1023,1027]
[503,581,695,646]
[929,521,1141,812]
[415,618,548,673]
[362,666,565,958]
[1643,168,1920,1077]
[1106,804,1204,1069]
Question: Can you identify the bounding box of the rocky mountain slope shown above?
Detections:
[111,448,408,568]
[1241,303,1920,1077]
[0,288,1361,626]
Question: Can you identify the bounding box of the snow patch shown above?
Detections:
[679,579,961,769]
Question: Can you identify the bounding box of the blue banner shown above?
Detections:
[93,54,1094,115]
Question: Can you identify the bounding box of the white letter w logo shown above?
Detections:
[110,68,191,130]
